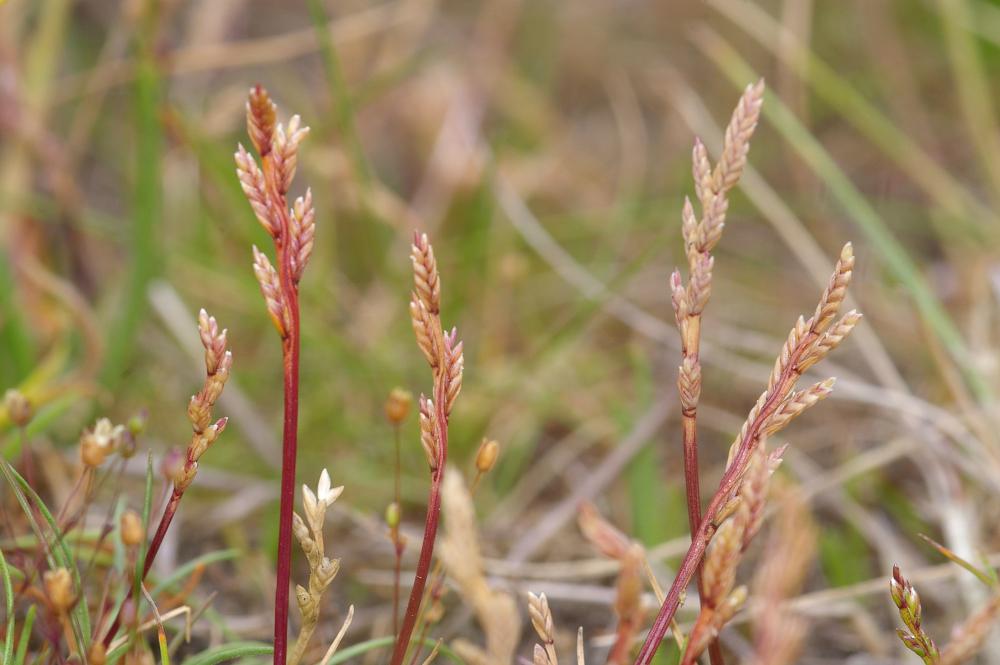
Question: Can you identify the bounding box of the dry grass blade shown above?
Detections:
[440,468,520,665]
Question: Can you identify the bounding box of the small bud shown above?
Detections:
[127,410,148,437]
[43,568,75,615]
[120,510,144,548]
[3,389,33,427]
[385,501,401,529]
[384,388,412,425]
[475,438,500,474]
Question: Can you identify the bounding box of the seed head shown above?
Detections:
[385,501,401,529]
[120,509,144,548]
[475,438,500,474]
[384,388,413,425]
[43,567,75,615]
[3,389,32,427]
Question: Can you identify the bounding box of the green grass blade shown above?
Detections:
[14,605,37,665]
[100,12,162,389]
[149,549,240,598]
[157,627,170,665]
[1,547,16,663]
[694,26,994,404]
[306,0,372,188]
[180,642,273,665]
[134,453,155,611]
[2,460,91,648]
[707,0,995,238]
[936,0,1000,203]
[0,256,34,385]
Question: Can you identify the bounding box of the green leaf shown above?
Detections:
[181,642,273,665]
[14,605,36,665]
[1,547,16,663]
[149,549,240,598]
[0,460,90,649]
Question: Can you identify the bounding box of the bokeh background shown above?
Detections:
[4,0,1000,661]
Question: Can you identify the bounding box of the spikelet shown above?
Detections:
[289,189,316,283]
[418,395,439,470]
[738,444,770,550]
[443,328,464,415]
[762,377,836,437]
[272,115,310,195]
[234,144,276,236]
[713,79,765,195]
[800,310,863,373]
[528,592,559,665]
[246,85,277,157]
[289,470,344,665]
[252,245,288,338]
[175,311,232,493]
[809,243,854,335]
[890,565,940,663]
[411,232,441,314]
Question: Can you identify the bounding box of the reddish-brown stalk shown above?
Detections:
[633,285,850,664]
[392,406,447,665]
[237,85,314,665]
[103,312,231,646]
[390,232,463,665]
[274,235,301,665]
[671,79,764,665]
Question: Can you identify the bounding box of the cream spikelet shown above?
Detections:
[272,115,310,195]
[411,232,441,314]
[763,377,836,437]
[289,189,315,283]
[418,394,438,470]
[252,245,288,338]
[289,469,344,665]
[527,592,558,665]
[235,144,275,236]
[713,78,765,194]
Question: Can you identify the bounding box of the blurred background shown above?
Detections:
[3,0,1000,661]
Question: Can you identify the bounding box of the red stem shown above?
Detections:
[679,331,724,665]
[272,212,301,665]
[102,490,182,646]
[634,339,815,665]
[389,382,448,665]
